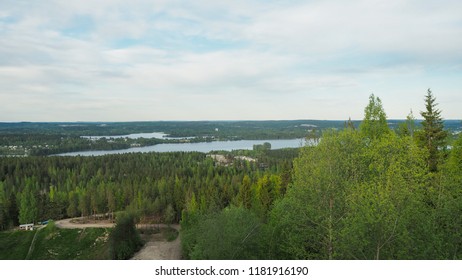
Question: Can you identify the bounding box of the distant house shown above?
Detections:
[207,154,232,166]
[207,154,256,166]
[19,224,34,231]
[235,156,256,162]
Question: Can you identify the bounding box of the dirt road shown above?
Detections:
[54,218,115,229]
[131,226,182,260]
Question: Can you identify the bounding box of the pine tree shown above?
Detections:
[0,183,5,230]
[419,89,447,172]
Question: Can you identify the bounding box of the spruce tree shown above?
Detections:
[419,89,447,172]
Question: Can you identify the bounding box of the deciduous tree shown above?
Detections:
[359,94,389,140]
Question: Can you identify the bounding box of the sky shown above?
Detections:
[1,0,461,122]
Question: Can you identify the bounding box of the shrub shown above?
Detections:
[108,213,143,260]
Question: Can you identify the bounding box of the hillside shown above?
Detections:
[0,222,110,260]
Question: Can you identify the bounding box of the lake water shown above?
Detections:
[82,132,193,140]
[57,138,308,156]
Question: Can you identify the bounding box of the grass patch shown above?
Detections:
[0,230,35,259]
[163,227,179,242]
[27,222,111,260]
[0,223,176,260]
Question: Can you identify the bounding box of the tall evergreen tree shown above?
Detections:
[418,89,447,172]
[237,175,253,209]
[0,183,5,230]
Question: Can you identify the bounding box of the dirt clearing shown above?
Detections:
[131,228,182,260]
[55,218,114,229]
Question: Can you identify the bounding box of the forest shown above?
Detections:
[0,90,461,259]
[2,119,460,156]
[0,146,296,231]
[180,91,462,260]
[0,120,339,156]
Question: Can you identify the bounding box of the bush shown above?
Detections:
[182,206,263,259]
[108,213,143,260]
[163,227,179,242]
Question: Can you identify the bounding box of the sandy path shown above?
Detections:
[132,224,181,260]
[131,230,182,260]
[54,218,115,229]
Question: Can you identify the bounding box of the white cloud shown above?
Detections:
[0,0,461,121]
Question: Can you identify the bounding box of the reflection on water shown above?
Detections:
[57,138,309,156]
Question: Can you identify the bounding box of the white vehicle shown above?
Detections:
[19,224,34,231]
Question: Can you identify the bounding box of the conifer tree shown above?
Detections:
[0,183,5,230]
[418,89,447,172]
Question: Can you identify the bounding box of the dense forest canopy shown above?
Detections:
[1,91,461,260]
[0,148,297,229]
[181,91,462,260]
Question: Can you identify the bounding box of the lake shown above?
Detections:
[81,132,193,140]
[57,138,308,156]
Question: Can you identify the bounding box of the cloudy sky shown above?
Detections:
[1,0,461,121]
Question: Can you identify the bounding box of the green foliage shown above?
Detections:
[18,189,38,225]
[267,94,459,259]
[0,120,347,156]
[437,133,462,259]
[270,127,444,259]
[397,110,417,138]
[270,128,364,259]
[1,120,459,156]
[163,204,175,226]
[67,191,80,218]
[0,100,460,260]
[417,89,448,172]
[108,213,143,260]
[0,223,110,260]
[359,94,390,139]
[0,150,293,227]
[253,174,282,220]
[253,142,272,153]
[341,134,431,259]
[163,227,179,242]
[29,222,111,260]
[0,230,35,259]
[182,206,263,260]
[444,133,462,185]
[0,183,5,230]
[236,175,253,209]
